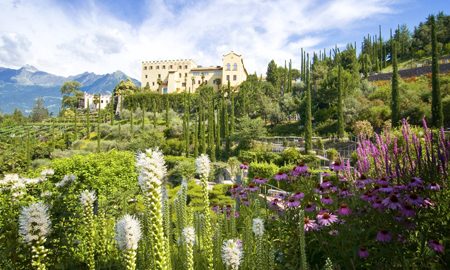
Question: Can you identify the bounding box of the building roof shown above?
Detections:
[191,66,223,71]
[223,51,241,57]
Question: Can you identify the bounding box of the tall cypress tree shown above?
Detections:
[229,84,235,135]
[193,114,198,157]
[430,15,443,128]
[304,54,313,153]
[216,106,221,160]
[224,87,230,158]
[208,96,216,161]
[391,40,400,127]
[287,59,292,93]
[199,104,206,154]
[337,64,345,138]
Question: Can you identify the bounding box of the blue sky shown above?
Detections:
[0,0,448,79]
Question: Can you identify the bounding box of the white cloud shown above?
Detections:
[0,0,399,79]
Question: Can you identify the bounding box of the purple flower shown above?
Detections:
[275,192,287,200]
[371,198,384,210]
[320,180,332,189]
[241,198,250,206]
[361,192,376,202]
[293,163,308,175]
[239,163,249,170]
[358,247,369,259]
[274,172,288,181]
[408,177,423,188]
[339,188,352,197]
[428,183,441,191]
[303,217,318,232]
[247,184,259,192]
[338,203,352,216]
[330,160,345,171]
[253,177,267,185]
[292,192,305,200]
[320,196,333,205]
[400,204,415,217]
[316,212,338,226]
[376,230,392,242]
[212,205,221,213]
[304,202,316,212]
[286,198,300,208]
[406,193,423,206]
[382,194,402,210]
[379,184,393,193]
[270,198,281,208]
[428,240,444,253]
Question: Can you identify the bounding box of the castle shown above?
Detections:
[141,51,248,93]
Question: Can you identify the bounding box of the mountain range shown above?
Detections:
[0,65,140,114]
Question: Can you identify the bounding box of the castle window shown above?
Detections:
[226,75,230,81]
[153,82,155,86]
[205,80,208,84]
[150,66,153,70]
[233,75,237,81]
[179,73,182,78]
[182,82,186,87]
[156,66,160,69]
[198,80,201,84]
[226,63,231,70]
[179,65,182,69]
[170,65,173,69]
[233,63,237,71]
[144,66,147,70]
[158,74,161,79]
[185,73,187,77]
[185,65,188,69]
[162,65,166,69]
[145,75,148,78]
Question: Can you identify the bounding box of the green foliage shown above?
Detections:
[430,15,444,128]
[248,162,279,179]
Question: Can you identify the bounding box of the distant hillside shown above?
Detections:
[0,66,140,114]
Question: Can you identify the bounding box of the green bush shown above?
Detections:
[326,148,339,162]
[280,147,302,165]
[248,162,279,179]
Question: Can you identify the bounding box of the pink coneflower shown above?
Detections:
[358,247,369,259]
[247,184,259,192]
[339,188,352,197]
[275,192,286,200]
[372,198,384,210]
[376,230,392,242]
[382,194,402,210]
[428,183,441,191]
[241,198,250,206]
[423,198,434,207]
[428,240,444,253]
[406,193,423,206]
[294,163,308,174]
[314,185,326,194]
[408,177,423,188]
[270,198,280,206]
[303,217,318,232]
[286,198,300,208]
[330,160,345,171]
[376,178,389,186]
[393,184,407,192]
[253,177,267,185]
[400,204,415,217]
[292,192,304,200]
[321,196,333,205]
[379,184,393,193]
[338,203,352,215]
[361,191,375,202]
[320,179,332,189]
[274,172,288,181]
[317,212,338,226]
[304,202,316,212]
[239,163,249,170]
[230,184,241,194]
[212,205,221,213]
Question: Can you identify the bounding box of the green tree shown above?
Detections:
[337,65,345,138]
[60,81,83,110]
[430,15,443,128]
[30,97,49,122]
[304,56,313,153]
[391,41,400,127]
[266,60,279,86]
